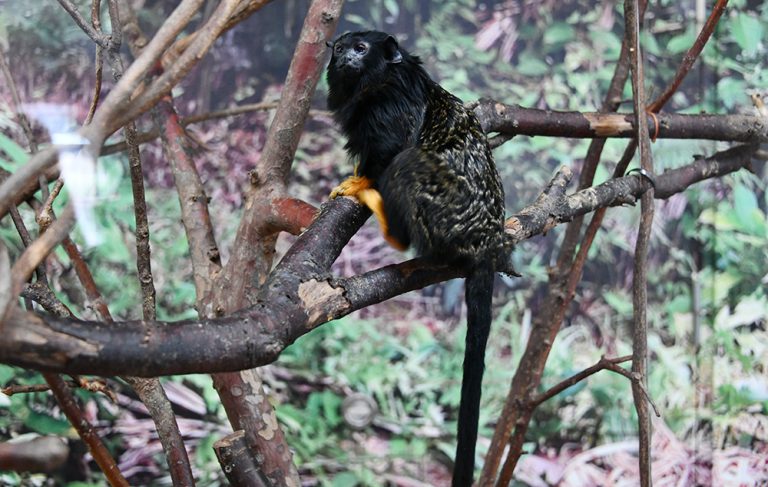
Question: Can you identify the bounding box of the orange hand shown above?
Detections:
[329,175,373,199]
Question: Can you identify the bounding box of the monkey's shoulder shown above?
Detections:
[418,85,489,159]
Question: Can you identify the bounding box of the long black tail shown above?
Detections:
[452,263,495,487]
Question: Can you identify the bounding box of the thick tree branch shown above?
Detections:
[0,145,757,376]
[474,103,767,143]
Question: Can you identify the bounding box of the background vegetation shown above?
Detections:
[0,0,766,485]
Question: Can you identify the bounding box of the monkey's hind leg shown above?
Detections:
[356,188,407,251]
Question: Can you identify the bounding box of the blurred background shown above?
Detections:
[0,0,766,485]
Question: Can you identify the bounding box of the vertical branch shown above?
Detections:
[220,0,345,303]
[152,97,223,304]
[118,0,303,483]
[201,0,343,486]
[554,0,648,264]
[485,0,728,483]
[205,1,344,484]
[100,0,158,321]
[0,48,128,484]
[482,4,648,485]
[57,1,197,484]
[625,0,655,485]
[124,122,158,318]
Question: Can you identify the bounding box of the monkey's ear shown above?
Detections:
[325,40,333,48]
[384,35,403,64]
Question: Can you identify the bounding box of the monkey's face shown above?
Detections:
[327,31,403,90]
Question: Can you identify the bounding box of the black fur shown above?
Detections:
[327,31,509,486]
[327,31,429,181]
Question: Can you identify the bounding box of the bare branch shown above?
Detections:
[625,1,655,484]
[474,103,767,143]
[0,436,69,473]
[44,373,130,486]
[529,355,633,409]
[55,0,109,47]
[647,0,729,112]
[10,205,75,299]
[0,145,757,377]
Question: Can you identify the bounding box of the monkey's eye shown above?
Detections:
[354,43,368,54]
[334,44,344,55]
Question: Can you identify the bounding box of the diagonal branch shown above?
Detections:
[0,144,758,377]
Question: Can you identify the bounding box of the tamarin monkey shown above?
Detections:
[326,31,509,486]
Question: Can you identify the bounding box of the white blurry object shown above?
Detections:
[23,103,104,246]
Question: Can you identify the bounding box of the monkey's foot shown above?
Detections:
[330,176,373,199]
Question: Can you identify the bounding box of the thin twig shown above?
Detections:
[20,281,71,317]
[603,362,660,417]
[55,0,109,47]
[10,204,75,299]
[2,378,116,402]
[529,355,633,409]
[86,45,104,124]
[102,104,330,155]
[647,0,729,112]
[9,208,47,285]
[36,179,65,231]
[44,374,129,486]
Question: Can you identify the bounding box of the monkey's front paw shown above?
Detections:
[330,175,374,199]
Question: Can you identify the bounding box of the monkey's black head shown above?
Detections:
[326,31,422,105]
[328,31,403,76]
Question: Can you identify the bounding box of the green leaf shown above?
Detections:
[543,22,574,47]
[331,472,359,487]
[699,207,737,231]
[604,291,633,316]
[666,26,696,54]
[733,184,766,236]
[731,13,763,58]
[322,390,342,427]
[716,77,748,110]
[517,51,550,76]
[0,132,28,169]
[383,0,399,18]
[24,409,73,436]
[707,272,739,306]
[733,184,758,215]
[0,364,17,386]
